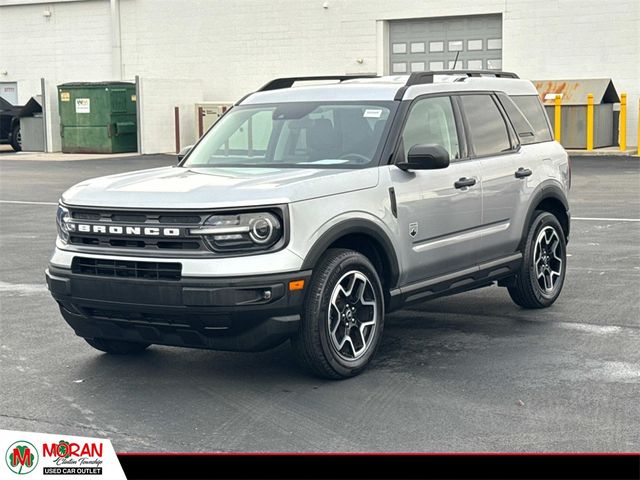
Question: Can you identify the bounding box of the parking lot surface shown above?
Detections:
[0,154,638,452]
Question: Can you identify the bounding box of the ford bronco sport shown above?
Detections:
[47,71,570,379]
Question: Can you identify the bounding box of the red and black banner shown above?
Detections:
[117,453,640,480]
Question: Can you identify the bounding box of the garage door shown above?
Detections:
[389,15,502,74]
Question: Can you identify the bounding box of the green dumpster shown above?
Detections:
[57,82,137,153]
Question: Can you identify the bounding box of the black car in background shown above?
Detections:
[0,96,22,151]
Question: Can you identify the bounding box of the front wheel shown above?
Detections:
[291,249,385,379]
[508,211,567,309]
[84,337,150,354]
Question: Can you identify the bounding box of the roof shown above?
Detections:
[533,78,619,105]
[19,95,43,117]
[240,74,538,105]
[58,81,135,88]
[0,96,22,115]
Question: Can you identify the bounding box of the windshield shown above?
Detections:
[183,102,396,169]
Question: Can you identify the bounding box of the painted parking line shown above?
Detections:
[0,281,48,295]
[573,217,640,222]
[0,200,58,206]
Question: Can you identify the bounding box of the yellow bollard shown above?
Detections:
[586,93,594,151]
[619,93,627,151]
[554,94,562,143]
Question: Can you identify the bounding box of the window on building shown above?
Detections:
[467,59,483,69]
[487,38,502,50]
[392,62,407,73]
[487,59,502,70]
[448,40,463,51]
[467,39,483,51]
[392,43,407,54]
[429,41,444,52]
[401,96,460,161]
[460,94,512,156]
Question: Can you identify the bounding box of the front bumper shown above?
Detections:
[46,265,311,352]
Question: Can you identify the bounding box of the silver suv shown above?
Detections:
[46,71,570,379]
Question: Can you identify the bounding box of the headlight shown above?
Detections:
[56,205,72,243]
[192,211,283,253]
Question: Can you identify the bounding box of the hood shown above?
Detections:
[61,166,379,209]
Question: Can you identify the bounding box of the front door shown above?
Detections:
[390,95,483,285]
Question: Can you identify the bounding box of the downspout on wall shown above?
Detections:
[110,0,123,80]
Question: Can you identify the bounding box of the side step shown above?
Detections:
[388,253,522,311]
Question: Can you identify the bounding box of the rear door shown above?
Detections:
[457,93,522,262]
[390,95,484,284]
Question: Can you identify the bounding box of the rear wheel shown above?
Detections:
[10,124,21,151]
[508,211,567,309]
[84,337,150,354]
[291,248,385,379]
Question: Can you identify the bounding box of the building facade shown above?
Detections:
[1,0,638,152]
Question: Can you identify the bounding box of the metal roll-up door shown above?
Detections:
[389,14,503,74]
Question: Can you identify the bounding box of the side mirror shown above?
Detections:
[396,144,450,171]
[177,145,193,162]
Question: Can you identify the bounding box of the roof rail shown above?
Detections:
[257,75,378,92]
[394,70,520,100]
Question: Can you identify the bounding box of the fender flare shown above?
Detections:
[300,218,401,288]
[521,182,570,246]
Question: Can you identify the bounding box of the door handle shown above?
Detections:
[454,177,477,189]
[515,167,533,178]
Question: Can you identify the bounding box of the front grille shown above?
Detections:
[72,257,182,281]
[67,208,208,254]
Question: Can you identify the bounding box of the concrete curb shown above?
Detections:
[0,152,170,162]
[566,148,639,157]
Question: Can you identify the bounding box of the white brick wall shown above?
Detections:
[137,77,203,154]
[0,0,113,102]
[1,0,638,147]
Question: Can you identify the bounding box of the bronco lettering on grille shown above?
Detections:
[73,224,181,236]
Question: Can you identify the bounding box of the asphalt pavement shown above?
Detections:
[0,154,638,452]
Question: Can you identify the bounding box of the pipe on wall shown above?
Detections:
[110,0,123,80]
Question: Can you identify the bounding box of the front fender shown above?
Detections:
[300,215,401,288]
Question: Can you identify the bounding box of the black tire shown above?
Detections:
[508,210,567,309]
[10,124,21,152]
[84,337,150,354]
[291,248,385,379]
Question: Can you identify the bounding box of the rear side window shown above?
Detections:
[510,95,553,142]
[459,94,512,156]
[496,92,537,145]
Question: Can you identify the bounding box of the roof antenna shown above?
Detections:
[451,51,460,71]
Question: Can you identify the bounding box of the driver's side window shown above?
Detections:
[401,96,460,161]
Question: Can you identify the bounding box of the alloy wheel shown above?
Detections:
[327,270,378,361]
[533,226,563,294]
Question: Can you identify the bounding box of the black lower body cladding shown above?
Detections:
[46,264,311,352]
